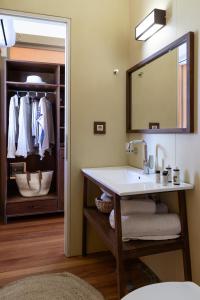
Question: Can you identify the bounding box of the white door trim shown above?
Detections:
[0,9,71,257]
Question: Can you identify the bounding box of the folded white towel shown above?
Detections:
[122,235,180,242]
[120,199,156,215]
[100,193,112,201]
[134,235,180,240]
[109,210,181,241]
[156,201,168,214]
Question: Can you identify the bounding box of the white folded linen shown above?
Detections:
[109,210,181,241]
[122,235,180,242]
[100,193,112,201]
[120,199,156,215]
[156,201,168,214]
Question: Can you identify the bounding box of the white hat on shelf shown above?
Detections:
[25,75,46,84]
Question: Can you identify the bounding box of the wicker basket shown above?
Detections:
[95,197,113,214]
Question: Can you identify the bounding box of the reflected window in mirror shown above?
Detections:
[178,43,187,128]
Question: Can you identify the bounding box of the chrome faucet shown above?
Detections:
[127,139,150,174]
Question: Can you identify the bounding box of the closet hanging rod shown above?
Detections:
[8,90,56,94]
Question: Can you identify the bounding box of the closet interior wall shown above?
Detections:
[0,59,65,222]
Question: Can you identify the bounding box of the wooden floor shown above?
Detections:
[0,215,156,299]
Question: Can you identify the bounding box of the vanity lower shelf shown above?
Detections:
[84,208,184,259]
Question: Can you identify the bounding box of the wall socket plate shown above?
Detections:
[125,143,138,153]
[133,146,138,154]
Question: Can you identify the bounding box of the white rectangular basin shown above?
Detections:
[82,166,193,196]
[86,167,153,184]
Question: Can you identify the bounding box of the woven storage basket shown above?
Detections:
[95,197,113,214]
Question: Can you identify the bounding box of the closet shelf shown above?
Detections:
[6,59,59,72]
[84,208,184,259]
[6,81,62,91]
[7,193,58,203]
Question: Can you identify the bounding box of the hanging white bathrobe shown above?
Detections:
[16,96,33,157]
[37,97,50,159]
[46,99,55,146]
[32,100,39,147]
[7,95,19,158]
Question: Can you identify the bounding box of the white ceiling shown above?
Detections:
[13,17,66,39]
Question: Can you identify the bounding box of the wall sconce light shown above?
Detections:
[0,16,16,47]
[135,9,166,41]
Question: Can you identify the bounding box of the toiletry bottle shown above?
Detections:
[149,155,154,170]
[162,170,168,186]
[173,167,180,185]
[166,165,172,183]
[143,160,149,174]
[155,170,161,184]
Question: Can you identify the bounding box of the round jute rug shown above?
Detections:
[0,272,104,300]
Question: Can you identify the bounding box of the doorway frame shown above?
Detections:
[0,9,71,256]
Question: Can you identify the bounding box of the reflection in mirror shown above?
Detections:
[178,43,187,128]
[127,32,194,133]
[131,43,187,130]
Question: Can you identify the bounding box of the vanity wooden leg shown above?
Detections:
[82,176,88,256]
[4,215,8,224]
[113,193,126,299]
[178,190,192,280]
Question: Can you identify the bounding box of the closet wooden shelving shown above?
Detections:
[6,81,61,90]
[0,59,65,222]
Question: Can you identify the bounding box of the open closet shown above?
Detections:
[0,59,65,223]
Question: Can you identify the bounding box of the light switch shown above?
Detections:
[94,122,106,134]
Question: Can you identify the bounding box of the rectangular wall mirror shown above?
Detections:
[126,32,194,133]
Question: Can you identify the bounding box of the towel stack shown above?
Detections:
[109,198,181,242]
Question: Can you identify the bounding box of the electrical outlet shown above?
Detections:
[125,143,130,151]
[126,144,138,153]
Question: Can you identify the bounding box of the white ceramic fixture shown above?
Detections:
[0,16,16,47]
[122,282,200,300]
[82,166,193,196]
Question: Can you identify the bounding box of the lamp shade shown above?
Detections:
[0,16,16,47]
[135,9,166,41]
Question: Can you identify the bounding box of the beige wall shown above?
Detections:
[0,1,129,255]
[131,49,177,129]
[129,0,200,283]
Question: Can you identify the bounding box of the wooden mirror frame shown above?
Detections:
[126,32,194,133]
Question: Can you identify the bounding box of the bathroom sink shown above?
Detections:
[85,167,153,185]
[82,166,193,196]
